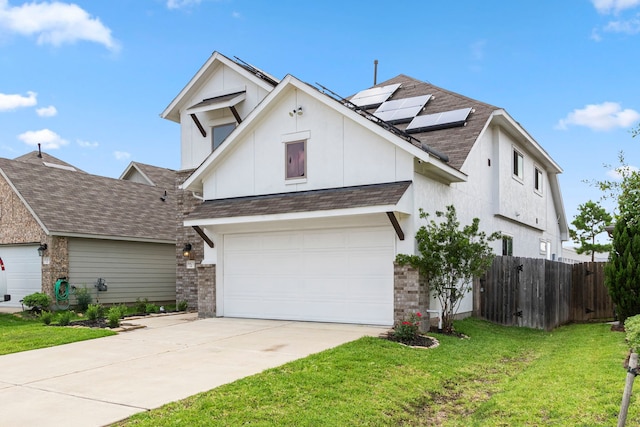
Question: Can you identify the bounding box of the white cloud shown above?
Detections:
[0,91,37,111]
[0,1,119,51]
[556,102,640,131]
[36,105,57,117]
[114,150,130,160]
[603,14,640,34]
[607,164,640,179]
[77,139,98,148]
[592,0,640,14]
[166,0,202,9]
[18,128,68,149]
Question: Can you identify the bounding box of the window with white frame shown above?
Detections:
[534,167,543,194]
[285,140,306,179]
[211,123,235,151]
[502,235,513,256]
[513,149,524,181]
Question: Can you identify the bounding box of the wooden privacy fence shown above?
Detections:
[473,257,613,331]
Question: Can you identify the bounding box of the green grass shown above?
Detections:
[0,312,116,355]
[118,318,639,426]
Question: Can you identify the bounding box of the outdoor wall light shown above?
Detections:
[288,106,303,117]
[182,243,192,258]
[37,243,48,257]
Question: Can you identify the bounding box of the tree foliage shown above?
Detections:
[396,205,500,334]
[569,200,612,261]
[605,165,640,325]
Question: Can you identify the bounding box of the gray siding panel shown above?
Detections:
[68,238,176,305]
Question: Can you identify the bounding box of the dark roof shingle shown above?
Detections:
[0,156,175,241]
[353,74,499,170]
[187,181,412,220]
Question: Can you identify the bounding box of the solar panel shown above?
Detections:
[350,83,401,109]
[406,107,473,133]
[373,94,432,124]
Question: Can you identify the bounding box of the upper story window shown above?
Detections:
[534,167,543,194]
[513,149,524,181]
[502,235,513,256]
[212,123,236,152]
[286,141,306,179]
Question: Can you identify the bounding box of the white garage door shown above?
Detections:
[0,245,41,308]
[223,226,394,325]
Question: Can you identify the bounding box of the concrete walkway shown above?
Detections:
[0,313,387,427]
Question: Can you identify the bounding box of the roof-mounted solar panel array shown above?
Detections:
[373,94,432,124]
[406,107,473,133]
[350,83,401,109]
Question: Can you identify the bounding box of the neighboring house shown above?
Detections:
[560,245,609,263]
[0,151,177,308]
[163,52,569,326]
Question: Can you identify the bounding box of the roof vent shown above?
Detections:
[42,162,77,172]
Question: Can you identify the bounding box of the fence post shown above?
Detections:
[618,352,638,427]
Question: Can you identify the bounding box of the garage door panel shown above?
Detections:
[0,245,41,308]
[223,226,394,325]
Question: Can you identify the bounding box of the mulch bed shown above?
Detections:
[385,332,440,349]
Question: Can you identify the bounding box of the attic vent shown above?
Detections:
[42,162,76,172]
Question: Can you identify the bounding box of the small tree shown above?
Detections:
[605,169,640,325]
[396,205,499,334]
[569,200,612,261]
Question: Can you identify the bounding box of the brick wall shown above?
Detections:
[176,169,204,310]
[0,174,46,245]
[394,262,430,332]
[41,236,69,298]
[197,264,216,318]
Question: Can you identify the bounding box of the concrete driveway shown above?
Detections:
[0,313,387,427]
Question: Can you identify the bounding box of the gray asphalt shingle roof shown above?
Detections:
[353,74,499,170]
[128,162,177,190]
[187,181,412,220]
[0,155,175,241]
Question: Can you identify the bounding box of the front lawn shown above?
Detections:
[0,312,115,355]
[119,318,638,426]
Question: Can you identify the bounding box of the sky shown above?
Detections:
[1,0,639,244]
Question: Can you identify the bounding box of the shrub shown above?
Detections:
[57,311,72,326]
[393,312,422,343]
[22,292,51,313]
[113,304,129,318]
[40,311,54,325]
[85,304,103,321]
[625,315,640,353]
[74,286,92,311]
[107,307,121,328]
[135,297,148,314]
[177,300,188,311]
[145,303,159,314]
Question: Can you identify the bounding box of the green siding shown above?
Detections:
[68,238,176,305]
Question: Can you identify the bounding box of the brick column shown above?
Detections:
[394,262,430,332]
[176,169,202,310]
[197,265,216,318]
[41,236,69,298]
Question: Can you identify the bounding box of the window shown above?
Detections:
[539,240,547,255]
[211,123,235,151]
[513,149,523,180]
[534,167,543,193]
[286,141,306,179]
[502,236,513,256]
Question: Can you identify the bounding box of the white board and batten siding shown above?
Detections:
[222,226,395,326]
[0,245,41,308]
[68,238,176,305]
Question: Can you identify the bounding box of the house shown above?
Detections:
[0,151,177,308]
[163,52,569,326]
